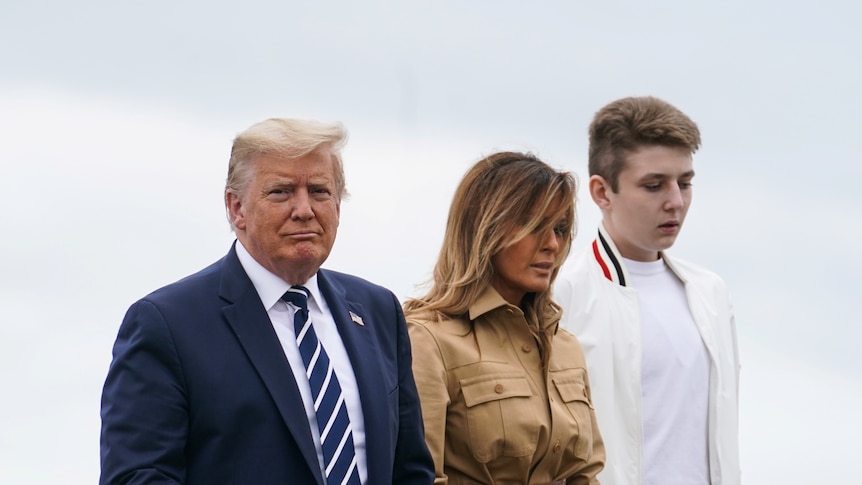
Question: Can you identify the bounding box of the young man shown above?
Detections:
[555,97,740,485]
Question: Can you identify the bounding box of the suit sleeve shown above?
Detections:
[390,296,436,484]
[100,300,188,485]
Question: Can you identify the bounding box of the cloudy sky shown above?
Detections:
[1,0,860,483]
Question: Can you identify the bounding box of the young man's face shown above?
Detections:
[591,145,694,262]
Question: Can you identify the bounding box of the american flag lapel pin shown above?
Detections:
[349,311,365,326]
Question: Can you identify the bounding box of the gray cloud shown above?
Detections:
[1,0,860,482]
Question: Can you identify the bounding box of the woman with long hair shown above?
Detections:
[405,151,605,484]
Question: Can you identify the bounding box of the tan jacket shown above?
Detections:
[408,287,605,485]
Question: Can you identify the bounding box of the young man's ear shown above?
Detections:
[589,175,614,210]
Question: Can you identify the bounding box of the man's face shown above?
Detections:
[227,149,340,284]
[593,145,694,262]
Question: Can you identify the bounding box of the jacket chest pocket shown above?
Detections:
[551,369,595,460]
[460,372,539,463]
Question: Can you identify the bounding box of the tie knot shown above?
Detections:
[282,285,310,312]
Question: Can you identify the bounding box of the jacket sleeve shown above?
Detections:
[553,274,578,332]
[391,298,437,484]
[729,291,741,389]
[407,319,451,485]
[99,300,188,485]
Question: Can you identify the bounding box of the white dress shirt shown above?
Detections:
[236,241,367,484]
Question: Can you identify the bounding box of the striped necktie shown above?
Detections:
[282,286,361,485]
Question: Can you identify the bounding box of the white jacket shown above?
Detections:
[554,225,741,485]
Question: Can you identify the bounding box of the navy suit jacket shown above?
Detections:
[100,244,434,484]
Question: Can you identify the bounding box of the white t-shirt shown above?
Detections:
[626,257,710,485]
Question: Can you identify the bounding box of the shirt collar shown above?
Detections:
[235,240,324,311]
[468,285,513,321]
[467,286,561,329]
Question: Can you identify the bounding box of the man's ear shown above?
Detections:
[589,175,614,210]
[225,191,246,230]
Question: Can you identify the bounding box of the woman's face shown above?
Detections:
[490,204,568,306]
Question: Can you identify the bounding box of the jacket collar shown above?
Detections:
[468,286,561,331]
[591,224,685,287]
[592,223,631,287]
[468,286,512,320]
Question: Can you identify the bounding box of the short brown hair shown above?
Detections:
[588,96,701,192]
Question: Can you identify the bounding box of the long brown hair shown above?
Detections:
[404,151,577,367]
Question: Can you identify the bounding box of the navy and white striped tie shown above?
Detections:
[282,286,361,485]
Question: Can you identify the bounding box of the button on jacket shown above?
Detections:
[408,286,605,484]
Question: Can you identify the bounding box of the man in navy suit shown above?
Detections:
[100,118,435,484]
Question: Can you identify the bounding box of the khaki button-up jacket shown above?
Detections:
[408,287,605,484]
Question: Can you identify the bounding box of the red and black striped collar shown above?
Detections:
[591,224,631,287]
[590,224,683,287]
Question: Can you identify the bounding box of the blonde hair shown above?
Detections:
[224,118,348,228]
[589,96,701,192]
[404,151,576,367]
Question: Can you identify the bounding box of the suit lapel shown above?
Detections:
[219,246,325,485]
[317,270,389,480]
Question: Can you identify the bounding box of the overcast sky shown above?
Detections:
[1,1,860,483]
